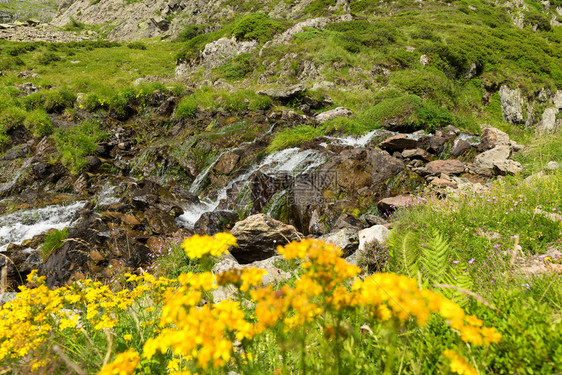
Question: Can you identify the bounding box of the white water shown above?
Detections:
[0,201,84,252]
[322,129,392,148]
[178,147,327,227]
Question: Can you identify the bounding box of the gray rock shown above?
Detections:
[420,54,430,66]
[450,139,471,157]
[230,214,302,264]
[315,107,354,124]
[402,148,430,161]
[537,107,560,134]
[200,37,257,69]
[493,160,522,175]
[474,145,511,170]
[258,84,306,102]
[499,85,524,124]
[553,90,562,109]
[318,228,359,257]
[358,225,390,252]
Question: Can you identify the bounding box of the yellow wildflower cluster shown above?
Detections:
[443,350,478,375]
[181,232,236,258]
[0,271,171,371]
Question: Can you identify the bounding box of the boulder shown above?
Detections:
[315,107,354,124]
[425,159,465,175]
[450,139,471,157]
[200,37,257,69]
[499,85,524,124]
[230,214,302,264]
[358,225,390,251]
[379,134,418,151]
[258,84,305,102]
[402,148,430,161]
[194,210,239,235]
[431,177,458,189]
[31,162,66,183]
[537,107,560,134]
[317,228,359,257]
[493,160,523,175]
[474,145,511,170]
[377,195,412,213]
[478,127,510,152]
[144,208,177,234]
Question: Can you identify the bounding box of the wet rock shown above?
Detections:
[427,135,448,154]
[194,210,239,235]
[31,162,66,183]
[315,107,354,124]
[478,127,510,152]
[158,96,178,116]
[72,173,90,195]
[258,84,305,102]
[379,134,418,151]
[229,214,302,264]
[377,195,412,213]
[332,213,365,231]
[2,144,30,160]
[450,139,471,157]
[144,208,177,234]
[214,151,240,175]
[318,228,359,257]
[425,159,465,175]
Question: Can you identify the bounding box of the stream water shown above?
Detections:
[0,201,85,252]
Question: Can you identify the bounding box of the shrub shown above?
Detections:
[51,119,108,174]
[176,24,201,42]
[22,87,77,113]
[175,97,198,118]
[127,41,147,50]
[36,51,61,65]
[232,13,285,43]
[248,94,272,111]
[24,109,53,137]
[0,106,26,131]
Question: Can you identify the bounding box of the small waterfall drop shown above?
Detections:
[0,201,85,252]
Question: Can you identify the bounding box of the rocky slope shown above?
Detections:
[0,0,561,288]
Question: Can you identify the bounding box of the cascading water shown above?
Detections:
[0,201,85,252]
[177,147,328,228]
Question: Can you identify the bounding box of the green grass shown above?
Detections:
[51,119,108,174]
[40,228,69,261]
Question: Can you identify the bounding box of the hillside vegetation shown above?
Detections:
[0,0,561,374]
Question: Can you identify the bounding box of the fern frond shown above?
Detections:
[421,230,450,284]
[389,231,419,278]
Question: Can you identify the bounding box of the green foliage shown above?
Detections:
[175,97,198,118]
[22,87,77,113]
[232,13,285,43]
[0,106,26,131]
[24,109,53,137]
[176,24,201,42]
[51,120,108,174]
[214,53,254,80]
[305,0,337,15]
[267,125,324,153]
[36,51,61,65]
[40,228,68,261]
[127,41,147,50]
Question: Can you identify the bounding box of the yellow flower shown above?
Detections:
[443,350,478,375]
[182,233,236,259]
[98,349,140,375]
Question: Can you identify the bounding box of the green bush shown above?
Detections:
[176,25,201,42]
[0,56,25,70]
[0,106,26,131]
[127,41,147,50]
[51,120,108,174]
[24,109,53,137]
[232,13,285,43]
[248,95,273,111]
[22,87,77,113]
[36,51,61,65]
[175,97,198,118]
